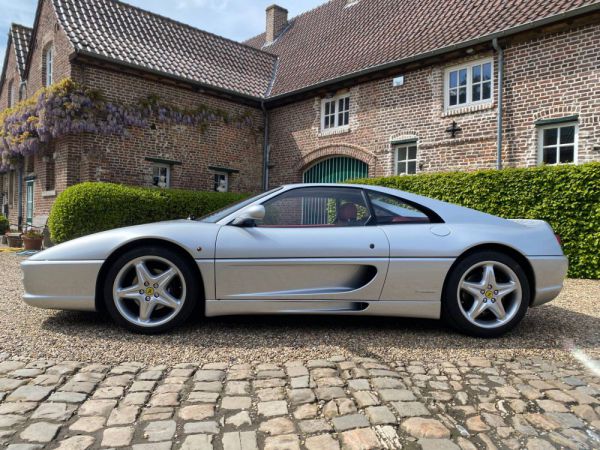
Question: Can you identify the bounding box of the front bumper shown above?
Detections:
[21,260,102,312]
[529,256,569,307]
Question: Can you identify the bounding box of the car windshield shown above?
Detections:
[199,187,283,223]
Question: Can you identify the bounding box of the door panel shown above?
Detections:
[215,226,389,301]
[26,180,34,226]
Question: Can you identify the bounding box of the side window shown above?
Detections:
[43,45,53,87]
[367,191,430,224]
[152,164,170,188]
[258,187,370,227]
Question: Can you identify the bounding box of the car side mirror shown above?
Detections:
[231,205,266,227]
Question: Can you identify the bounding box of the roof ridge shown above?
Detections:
[10,23,33,31]
[102,0,278,60]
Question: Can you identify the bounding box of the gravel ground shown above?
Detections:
[1,253,598,365]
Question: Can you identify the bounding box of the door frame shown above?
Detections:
[25,179,35,226]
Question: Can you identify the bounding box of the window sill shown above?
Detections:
[318,127,351,137]
[442,102,494,117]
[42,190,56,198]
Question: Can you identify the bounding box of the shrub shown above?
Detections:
[49,182,249,244]
[0,214,9,235]
[353,163,600,279]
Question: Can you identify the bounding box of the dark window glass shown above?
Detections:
[259,188,370,227]
[408,146,417,160]
[559,146,574,163]
[482,82,491,100]
[543,128,558,146]
[449,71,457,88]
[407,161,417,174]
[560,126,575,145]
[449,89,457,106]
[367,191,429,224]
[459,69,467,86]
[397,147,407,161]
[472,84,481,101]
[459,87,467,104]
[543,148,557,165]
[482,62,492,81]
[472,65,481,83]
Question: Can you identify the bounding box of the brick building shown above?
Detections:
[1,0,599,229]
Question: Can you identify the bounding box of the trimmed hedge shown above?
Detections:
[353,163,600,279]
[0,214,8,235]
[49,182,249,244]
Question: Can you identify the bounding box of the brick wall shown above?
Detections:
[71,64,265,194]
[0,38,20,110]
[25,0,74,96]
[267,23,600,187]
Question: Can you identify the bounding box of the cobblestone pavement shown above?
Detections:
[0,353,599,449]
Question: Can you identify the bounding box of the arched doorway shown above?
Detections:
[303,156,369,183]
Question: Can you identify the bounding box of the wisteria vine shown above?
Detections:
[0,79,256,171]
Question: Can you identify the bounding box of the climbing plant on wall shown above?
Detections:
[0,78,256,170]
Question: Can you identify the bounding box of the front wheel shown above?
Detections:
[103,246,199,334]
[442,251,530,337]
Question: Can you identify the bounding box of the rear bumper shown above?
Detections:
[21,260,102,312]
[529,256,568,307]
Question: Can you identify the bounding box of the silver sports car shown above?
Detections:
[22,184,567,337]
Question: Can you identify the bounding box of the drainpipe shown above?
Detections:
[17,166,23,230]
[492,38,504,170]
[261,101,270,191]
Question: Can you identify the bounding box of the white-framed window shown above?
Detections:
[445,59,493,110]
[214,173,229,192]
[321,93,350,131]
[152,164,170,188]
[43,46,53,86]
[538,123,578,165]
[19,82,27,101]
[394,142,418,175]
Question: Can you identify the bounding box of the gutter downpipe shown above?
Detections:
[261,101,270,191]
[17,166,23,229]
[492,38,504,170]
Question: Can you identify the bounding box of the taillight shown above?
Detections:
[555,234,562,247]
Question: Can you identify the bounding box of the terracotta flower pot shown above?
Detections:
[22,236,43,251]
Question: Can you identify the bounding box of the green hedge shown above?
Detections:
[0,214,9,235]
[353,163,600,279]
[49,182,249,244]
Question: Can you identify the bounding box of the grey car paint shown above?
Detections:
[22,184,568,318]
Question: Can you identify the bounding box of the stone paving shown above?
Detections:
[0,353,599,449]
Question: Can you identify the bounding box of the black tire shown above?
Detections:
[103,246,200,334]
[442,251,530,338]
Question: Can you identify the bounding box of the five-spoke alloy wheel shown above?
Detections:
[443,251,530,337]
[103,246,199,333]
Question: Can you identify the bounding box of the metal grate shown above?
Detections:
[303,156,369,184]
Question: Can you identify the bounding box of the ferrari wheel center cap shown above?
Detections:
[145,287,155,296]
[485,290,493,299]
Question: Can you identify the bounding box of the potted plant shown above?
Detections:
[21,229,43,251]
[0,215,8,245]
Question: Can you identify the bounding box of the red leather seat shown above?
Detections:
[337,203,358,225]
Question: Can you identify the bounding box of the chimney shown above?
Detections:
[266,4,288,44]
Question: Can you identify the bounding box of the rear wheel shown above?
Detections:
[103,246,199,334]
[442,251,530,337]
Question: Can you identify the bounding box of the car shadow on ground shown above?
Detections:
[40,304,600,357]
